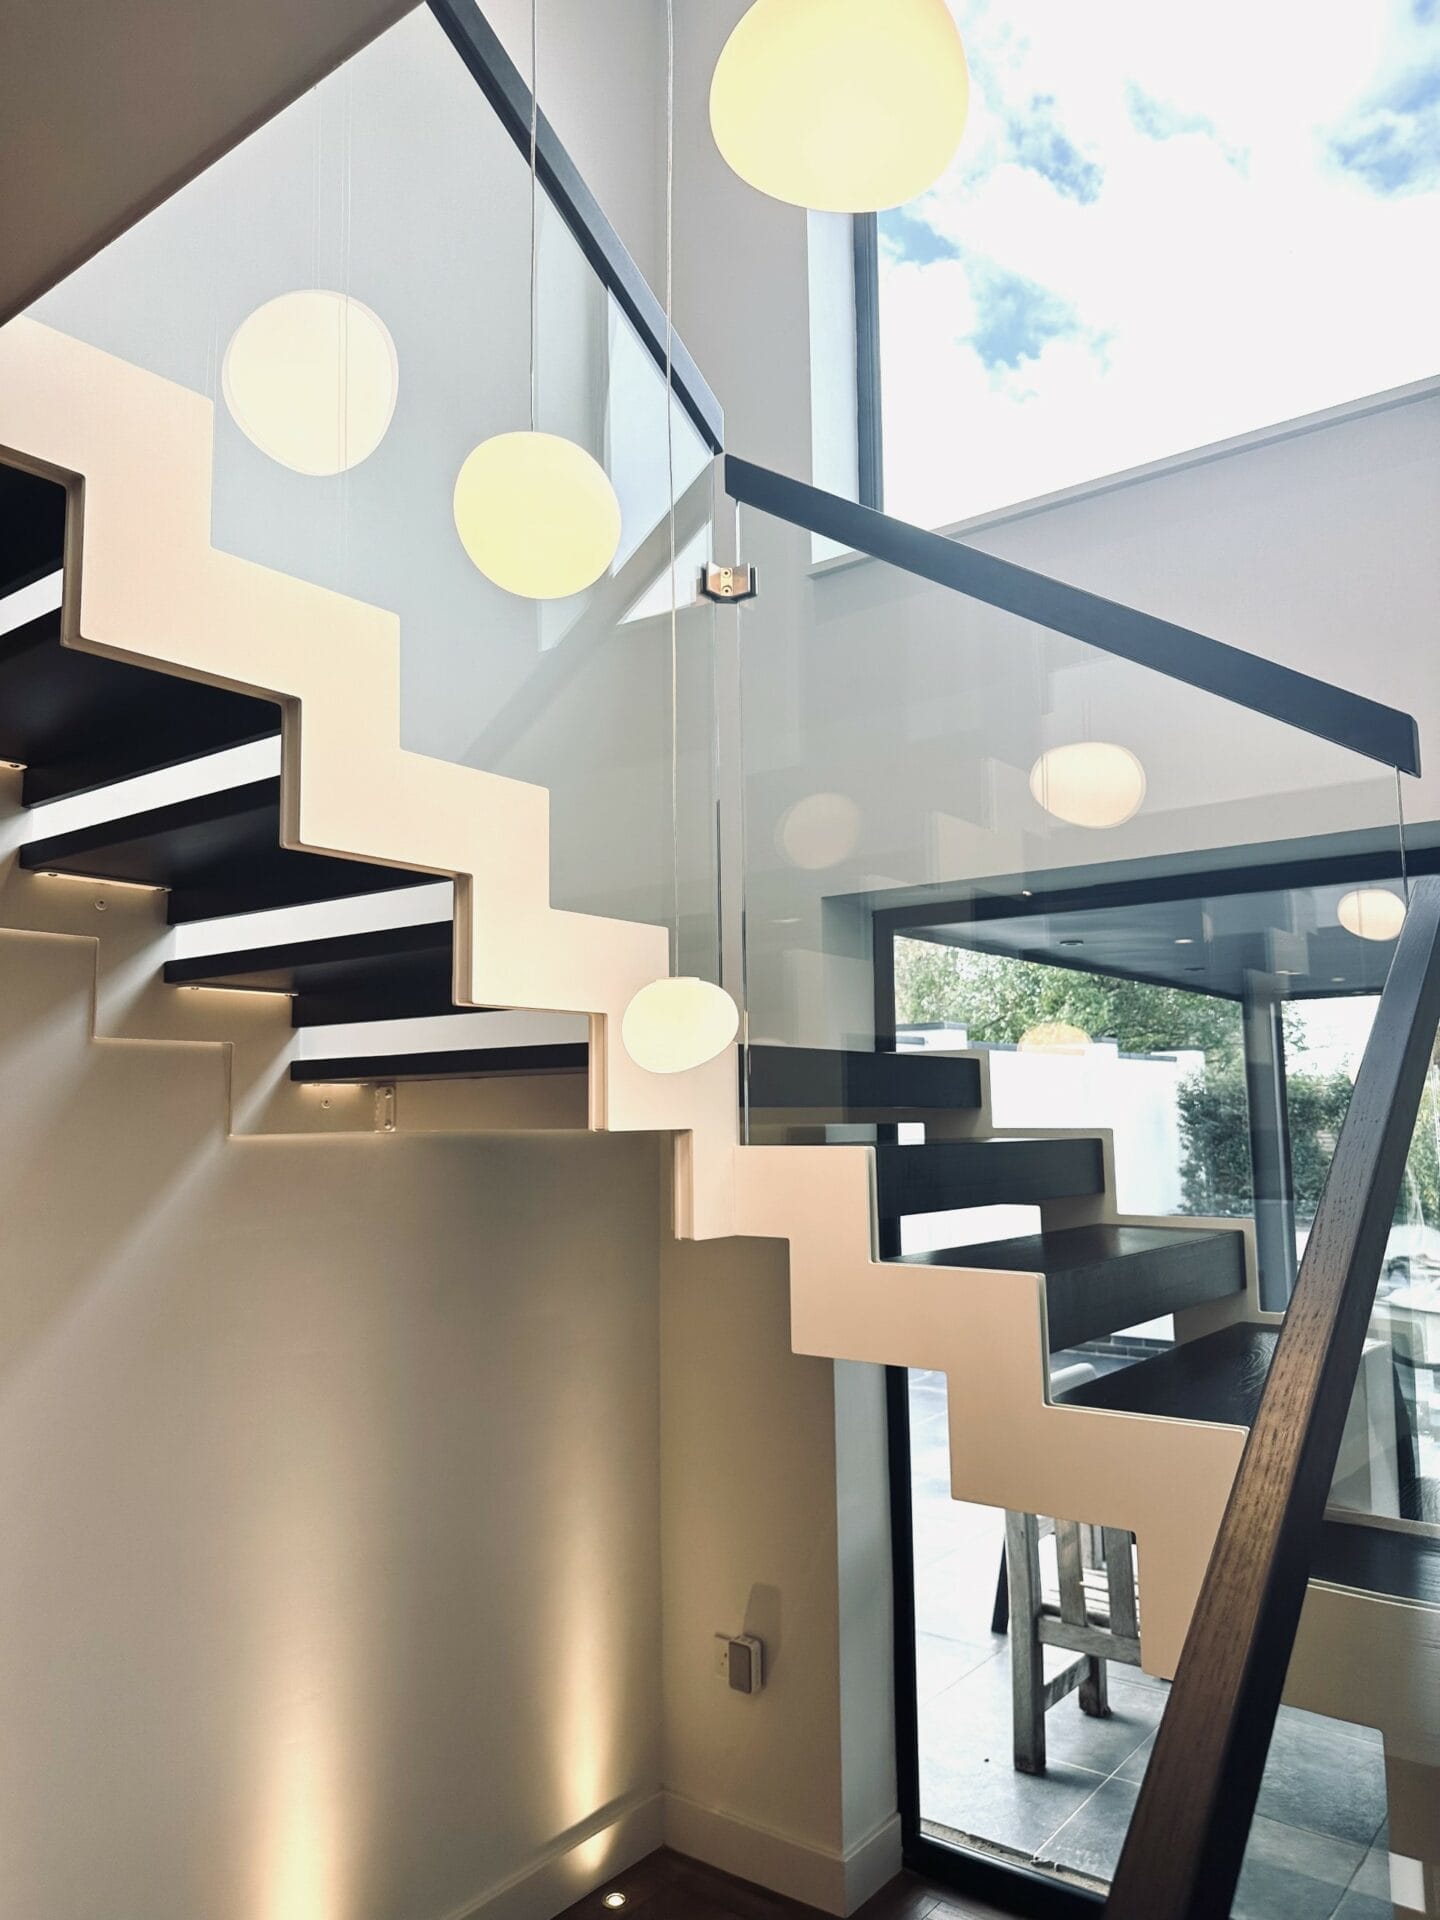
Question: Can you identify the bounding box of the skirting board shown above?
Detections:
[442,1791,665,1920]
[663,1791,902,1915]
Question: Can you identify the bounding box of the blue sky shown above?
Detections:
[878,0,1440,527]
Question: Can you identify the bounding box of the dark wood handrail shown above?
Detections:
[1107,873,1440,1919]
[723,456,1420,776]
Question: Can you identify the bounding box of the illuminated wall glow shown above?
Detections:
[1337,887,1407,942]
[452,432,622,600]
[710,0,969,212]
[222,291,398,476]
[1029,742,1146,829]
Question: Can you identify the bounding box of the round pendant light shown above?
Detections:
[452,0,622,602]
[1337,887,1406,942]
[1029,743,1146,830]
[709,0,969,213]
[1018,1021,1092,1055]
[453,431,621,600]
[621,977,740,1074]
[222,290,398,476]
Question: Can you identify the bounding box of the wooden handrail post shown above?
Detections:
[1106,873,1440,1920]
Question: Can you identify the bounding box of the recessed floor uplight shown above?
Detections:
[603,1895,627,1910]
[1175,937,1194,946]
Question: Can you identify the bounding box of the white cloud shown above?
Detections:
[880,0,1440,527]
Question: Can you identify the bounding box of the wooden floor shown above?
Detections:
[554,1849,1013,1920]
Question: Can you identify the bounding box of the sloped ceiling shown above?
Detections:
[0,0,418,326]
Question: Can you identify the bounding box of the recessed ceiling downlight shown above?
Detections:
[1029,743,1146,830]
[222,290,398,475]
[1337,887,1406,942]
[709,0,969,212]
[453,431,622,600]
[621,977,739,1074]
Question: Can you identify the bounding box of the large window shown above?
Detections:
[874,0,1440,529]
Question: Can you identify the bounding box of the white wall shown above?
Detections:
[481,0,666,289]
[0,924,666,1920]
[659,1229,898,1913]
[953,384,1440,820]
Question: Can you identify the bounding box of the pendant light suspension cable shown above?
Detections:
[666,0,680,974]
[529,0,540,434]
[618,0,739,1074]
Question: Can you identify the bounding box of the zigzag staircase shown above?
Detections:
[2,371,1434,1719]
[2,4,1438,1894]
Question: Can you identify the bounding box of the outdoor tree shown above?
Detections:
[893,938,1435,1231]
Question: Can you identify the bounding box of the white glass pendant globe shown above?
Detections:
[709,0,969,213]
[1018,1021,1092,1056]
[621,977,740,1074]
[1337,887,1406,942]
[776,791,861,870]
[221,290,398,475]
[453,431,622,600]
[1029,743,1146,830]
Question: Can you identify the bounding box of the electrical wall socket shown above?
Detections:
[713,1632,764,1694]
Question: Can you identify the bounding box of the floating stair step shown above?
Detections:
[745,1044,982,1117]
[1058,1321,1278,1426]
[1311,1518,1440,1607]
[20,777,419,922]
[874,1136,1105,1215]
[166,920,462,1026]
[0,463,65,595]
[292,1043,587,1085]
[898,1223,1246,1350]
[0,604,279,805]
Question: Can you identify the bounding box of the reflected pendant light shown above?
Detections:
[776,791,861,870]
[709,0,970,212]
[222,289,398,475]
[452,1,621,599]
[1337,887,1406,942]
[622,1,740,1078]
[1029,743,1146,830]
[1018,1021,1092,1055]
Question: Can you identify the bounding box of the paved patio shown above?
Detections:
[908,1368,1398,1918]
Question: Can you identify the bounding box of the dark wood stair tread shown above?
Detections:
[20,777,419,921]
[874,1136,1106,1215]
[0,608,279,805]
[899,1223,1246,1351]
[293,1043,587,1084]
[745,1044,981,1115]
[0,463,65,595]
[1312,1518,1440,1606]
[1058,1321,1279,1426]
[165,920,464,1025]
